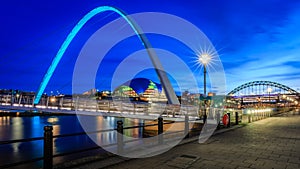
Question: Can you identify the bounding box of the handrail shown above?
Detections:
[53,128,115,138]
[0,137,44,145]
[0,128,117,168]
[0,111,271,169]
[0,119,196,146]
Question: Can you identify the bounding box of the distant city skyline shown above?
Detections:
[1,0,300,95]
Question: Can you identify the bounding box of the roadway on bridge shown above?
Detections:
[100,111,300,169]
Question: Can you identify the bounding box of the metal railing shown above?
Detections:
[0,115,197,169]
[0,109,275,169]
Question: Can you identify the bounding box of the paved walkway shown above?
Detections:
[103,111,300,169]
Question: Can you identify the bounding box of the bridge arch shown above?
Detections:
[228,81,298,96]
[34,6,179,105]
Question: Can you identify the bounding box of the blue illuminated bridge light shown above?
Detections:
[34,6,179,105]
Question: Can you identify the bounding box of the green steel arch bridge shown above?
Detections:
[227,81,299,107]
[228,81,298,96]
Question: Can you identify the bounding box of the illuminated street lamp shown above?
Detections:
[198,53,211,96]
[198,53,212,122]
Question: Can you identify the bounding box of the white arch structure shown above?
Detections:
[34,6,179,105]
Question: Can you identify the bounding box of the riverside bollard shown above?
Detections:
[227,113,231,128]
[117,120,124,154]
[216,111,221,130]
[44,126,53,169]
[158,117,163,144]
[203,113,207,124]
[235,112,239,125]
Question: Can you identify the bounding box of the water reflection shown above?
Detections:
[12,118,23,153]
[77,115,144,147]
[0,114,143,168]
[32,116,41,137]
[0,116,10,126]
[0,116,44,167]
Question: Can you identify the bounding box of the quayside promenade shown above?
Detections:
[73,111,300,169]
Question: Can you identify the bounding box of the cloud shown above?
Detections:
[220,2,300,93]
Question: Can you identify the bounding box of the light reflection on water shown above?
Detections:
[0,114,143,168]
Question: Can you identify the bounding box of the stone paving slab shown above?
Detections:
[103,112,300,169]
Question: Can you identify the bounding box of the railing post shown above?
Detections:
[227,113,231,128]
[5,94,9,104]
[248,113,252,123]
[260,112,262,120]
[75,96,79,111]
[119,102,123,113]
[203,112,207,124]
[46,97,49,108]
[133,103,136,115]
[235,112,239,125]
[44,126,53,169]
[10,91,14,106]
[184,114,189,138]
[32,96,35,107]
[158,116,163,144]
[18,94,22,105]
[59,97,63,109]
[117,120,123,154]
[108,101,110,113]
[96,100,99,112]
[216,111,221,130]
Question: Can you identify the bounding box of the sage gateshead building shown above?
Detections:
[113,78,167,103]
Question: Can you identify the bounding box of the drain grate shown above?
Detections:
[166,154,199,168]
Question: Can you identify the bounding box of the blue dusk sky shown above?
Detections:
[0,0,300,95]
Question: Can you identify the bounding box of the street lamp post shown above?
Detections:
[203,65,207,123]
[198,53,211,123]
[204,65,207,96]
